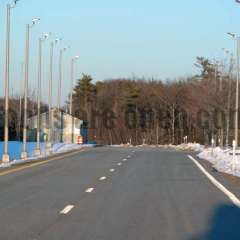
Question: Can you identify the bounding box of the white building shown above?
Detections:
[28,109,83,144]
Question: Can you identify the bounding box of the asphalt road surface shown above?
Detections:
[0,146,239,240]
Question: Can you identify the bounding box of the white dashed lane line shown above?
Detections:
[85,188,94,193]
[60,154,133,216]
[60,205,74,215]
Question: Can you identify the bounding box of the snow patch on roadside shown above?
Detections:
[197,147,240,177]
[172,143,240,177]
[174,143,204,152]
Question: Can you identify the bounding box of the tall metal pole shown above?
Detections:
[21,24,30,160]
[70,58,74,143]
[226,53,233,147]
[35,38,42,156]
[58,49,63,111]
[57,49,63,143]
[135,105,138,146]
[69,56,79,143]
[70,58,74,116]
[46,42,54,152]
[235,37,240,147]
[214,62,218,92]
[2,4,11,163]
[57,45,69,142]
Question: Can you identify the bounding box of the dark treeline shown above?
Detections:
[71,57,236,146]
[0,56,236,145]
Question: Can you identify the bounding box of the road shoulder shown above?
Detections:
[190,152,240,200]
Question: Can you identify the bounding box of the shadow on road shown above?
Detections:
[189,204,240,240]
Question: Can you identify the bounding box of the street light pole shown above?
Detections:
[35,33,49,156]
[236,37,240,147]
[57,47,69,143]
[46,42,54,152]
[57,49,63,143]
[227,33,240,147]
[213,60,219,92]
[2,4,11,163]
[2,1,19,163]
[70,58,74,116]
[21,18,40,160]
[222,48,231,147]
[21,24,30,160]
[70,56,79,115]
[70,56,79,143]
[58,47,69,111]
[58,49,63,111]
[46,38,60,152]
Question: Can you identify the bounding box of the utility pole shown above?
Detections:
[57,47,68,143]
[69,56,79,115]
[46,42,54,152]
[2,2,19,163]
[70,59,74,116]
[235,38,240,147]
[58,47,68,111]
[226,54,234,147]
[70,56,79,143]
[46,38,60,152]
[227,33,240,147]
[135,105,138,146]
[18,95,22,141]
[22,18,40,160]
[21,24,30,160]
[35,33,49,156]
[35,38,42,156]
[58,49,63,111]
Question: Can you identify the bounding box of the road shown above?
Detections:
[0,146,239,240]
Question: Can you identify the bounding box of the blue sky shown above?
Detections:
[0,0,240,105]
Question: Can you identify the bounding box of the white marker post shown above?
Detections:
[211,138,215,156]
[232,140,236,172]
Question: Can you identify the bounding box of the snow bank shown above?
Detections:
[172,143,204,152]
[197,147,240,177]
[52,143,95,153]
[139,143,204,151]
[173,143,240,177]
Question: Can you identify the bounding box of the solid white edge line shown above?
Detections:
[85,188,94,193]
[60,205,74,215]
[188,155,240,207]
